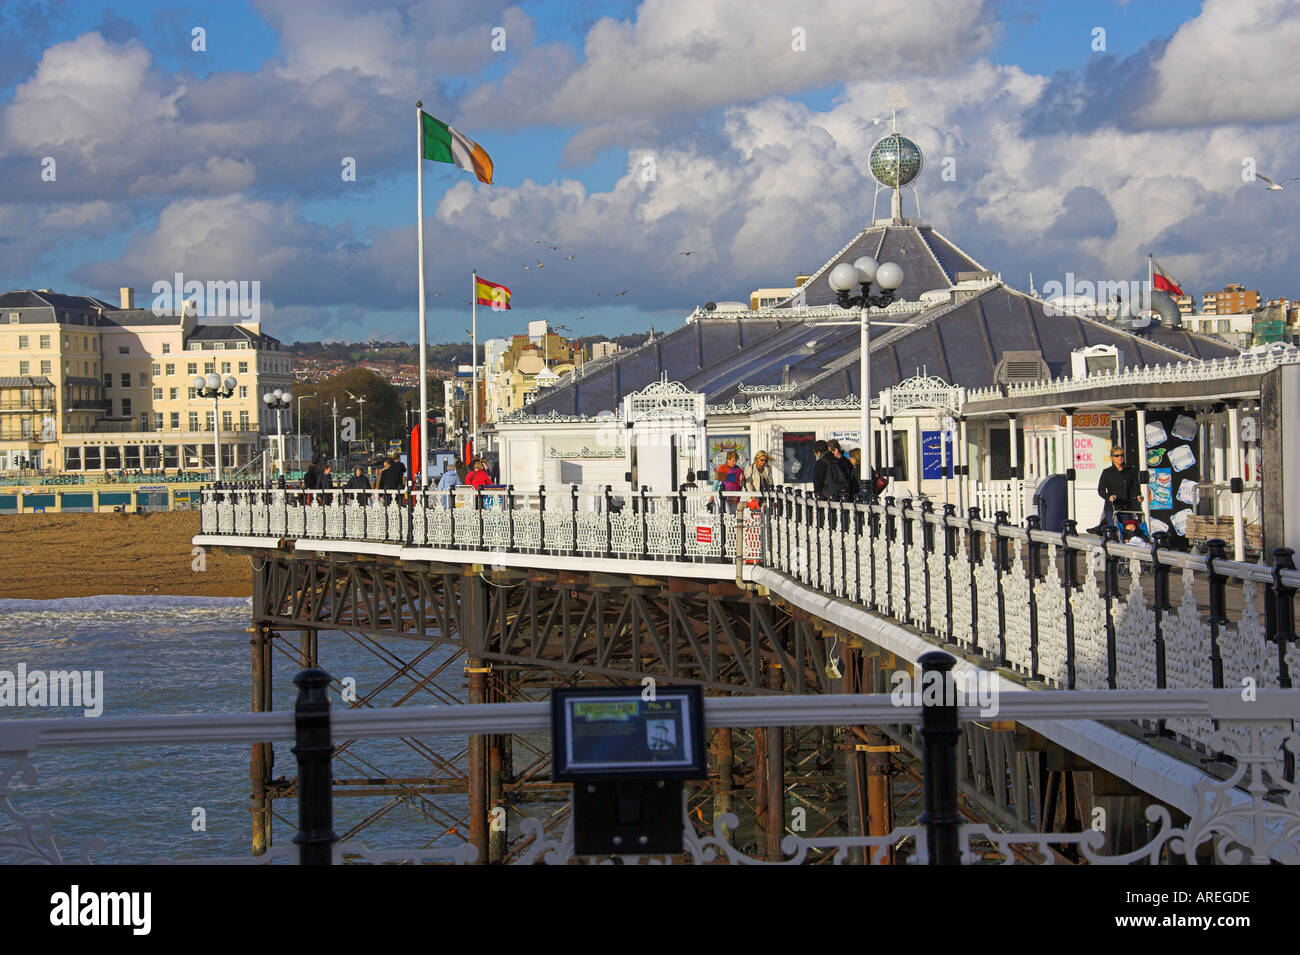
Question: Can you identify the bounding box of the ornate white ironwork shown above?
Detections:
[546,446,625,459]
[882,372,962,414]
[966,344,1300,404]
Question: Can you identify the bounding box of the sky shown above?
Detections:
[2,0,1298,345]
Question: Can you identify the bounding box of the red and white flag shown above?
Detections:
[1151,258,1183,297]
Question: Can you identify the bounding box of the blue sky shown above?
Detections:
[2,0,1297,343]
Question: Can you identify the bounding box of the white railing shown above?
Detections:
[967,343,1300,403]
[970,479,1026,524]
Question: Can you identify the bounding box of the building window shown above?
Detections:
[153,387,163,400]
[118,346,129,355]
[187,387,197,399]
[204,362,215,374]
[162,343,170,354]
[238,361,248,373]
[121,398,131,417]
[222,411,232,431]
[189,412,199,431]
[220,361,231,374]
[170,412,180,430]
[163,445,178,468]
[17,335,29,349]
[64,447,81,470]
[84,446,100,470]
[149,412,159,431]
[152,363,161,377]
[187,362,197,376]
[165,363,175,376]
[239,385,248,398]
[138,372,147,386]
[124,445,141,469]
[169,388,178,400]
[40,361,51,375]
[214,342,225,350]
[39,334,51,349]
[117,373,128,388]
[205,411,215,431]
[7,312,17,323]
[18,361,29,374]
[240,410,250,430]
[104,446,121,469]
[104,374,112,389]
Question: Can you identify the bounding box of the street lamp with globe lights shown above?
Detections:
[193,372,237,481]
[827,256,904,493]
[263,388,293,478]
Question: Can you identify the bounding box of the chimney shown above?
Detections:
[119,287,134,310]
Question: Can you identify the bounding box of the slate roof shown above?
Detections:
[188,324,282,347]
[519,222,1238,418]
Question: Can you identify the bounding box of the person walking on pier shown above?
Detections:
[465,458,492,490]
[437,458,461,508]
[345,466,370,491]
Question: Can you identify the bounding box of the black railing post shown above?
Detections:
[678,484,688,559]
[1266,547,1296,691]
[1102,526,1122,689]
[475,486,485,549]
[292,668,337,866]
[603,484,614,559]
[1025,514,1043,679]
[942,503,958,643]
[570,484,579,555]
[1060,519,1080,689]
[883,496,897,617]
[900,498,914,623]
[918,651,961,865]
[1204,538,1228,690]
[1150,532,1171,693]
[640,484,650,559]
[919,500,934,634]
[966,506,982,653]
[538,484,547,554]
[506,484,516,552]
[993,510,1010,665]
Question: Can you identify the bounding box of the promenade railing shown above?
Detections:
[197,485,1299,750]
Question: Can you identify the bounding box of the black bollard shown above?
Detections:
[917,651,962,865]
[292,668,337,865]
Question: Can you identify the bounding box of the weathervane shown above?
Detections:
[869,85,923,225]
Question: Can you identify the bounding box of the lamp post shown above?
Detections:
[346,391,367,456]
[827,256,905,488]
[297,394,308,469]
[263,388,293,477]
[193,372,236,481]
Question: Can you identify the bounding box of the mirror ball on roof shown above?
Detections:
[869,134,923,187]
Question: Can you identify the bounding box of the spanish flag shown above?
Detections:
[421,111,493,185]
[475,276,511,310]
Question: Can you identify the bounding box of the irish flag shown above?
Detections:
[421,112,493,185]
[1151,258,1183,297]
[475,276,511,310]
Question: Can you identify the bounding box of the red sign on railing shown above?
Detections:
[695,525,712,544]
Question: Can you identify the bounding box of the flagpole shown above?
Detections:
[415,101,430,486]
[471,269,478,462]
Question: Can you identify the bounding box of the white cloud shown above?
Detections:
[1140,0,1300,126]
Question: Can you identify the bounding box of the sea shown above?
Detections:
[0,595,479,864]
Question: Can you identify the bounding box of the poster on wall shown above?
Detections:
[828,429,860,451]
[1125,410,1201,547]
[781,432,816,484]
[921,430,954,479]
[707,434,750,481]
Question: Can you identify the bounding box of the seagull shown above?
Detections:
[565,254,576,260]
[534,238,545,244]
[576,315,585,321]
[549,245,559,250]
[536,258,544,270]
[678,250,694,255]
[522,264,530,270]
[616,289,628,296]
[1258,174,1298,191]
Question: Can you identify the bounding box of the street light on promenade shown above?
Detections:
[827,256,905,487]
[193,372,237,481]
[263,388,293,477]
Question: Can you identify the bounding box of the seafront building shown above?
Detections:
[0,287,294,475]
